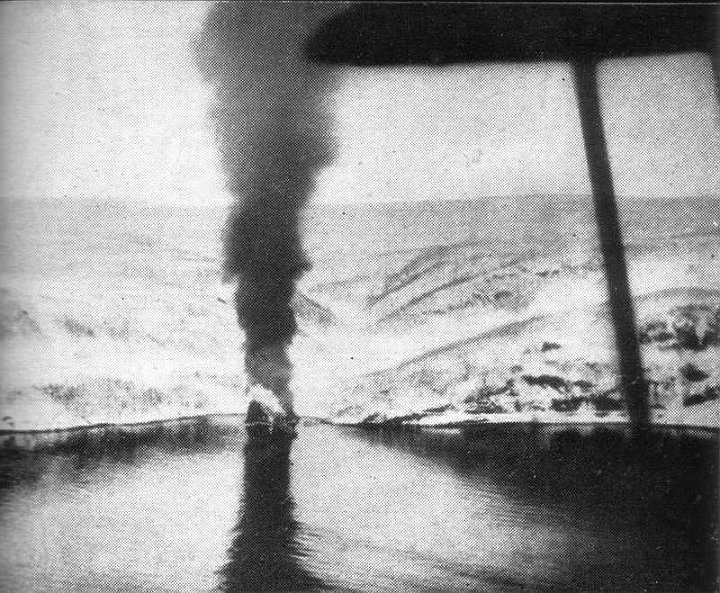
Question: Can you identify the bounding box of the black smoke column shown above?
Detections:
[196,4,341,415]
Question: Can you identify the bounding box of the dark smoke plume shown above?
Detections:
[196,4,342,415]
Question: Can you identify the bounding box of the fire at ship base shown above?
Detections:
[244,385,299,441]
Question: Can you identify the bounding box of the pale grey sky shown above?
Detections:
[2,1,719,206]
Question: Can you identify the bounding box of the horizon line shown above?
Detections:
[3,192,720,209]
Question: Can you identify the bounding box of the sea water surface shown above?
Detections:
[0,420,717,592]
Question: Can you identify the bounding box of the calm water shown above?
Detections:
[0,420,717,592]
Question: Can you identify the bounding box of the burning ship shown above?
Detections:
[196,2,343,441]
[244,385,299,440]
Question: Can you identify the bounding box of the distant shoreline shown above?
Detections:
[1,412,716,454]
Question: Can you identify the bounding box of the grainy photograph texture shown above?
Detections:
[0,2,719,592]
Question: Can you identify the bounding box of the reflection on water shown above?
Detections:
[0,418,717,592]
[221,437,324,591]
[345,425,719,591]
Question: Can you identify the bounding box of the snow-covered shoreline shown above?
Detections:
[331,404,719,431]
[2,409,715,456]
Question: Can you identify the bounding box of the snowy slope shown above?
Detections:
[1,196,718,432]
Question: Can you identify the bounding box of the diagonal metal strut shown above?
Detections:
[573,60,649,431]
[306,4,718,433]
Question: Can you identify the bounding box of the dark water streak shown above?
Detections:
[220,437,325,592]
